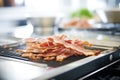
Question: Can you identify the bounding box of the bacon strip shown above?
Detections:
[18,34,101,62]
[49,35,95,56]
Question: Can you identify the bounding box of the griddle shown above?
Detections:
[0,44,87,67]
[0,43,120,80]
[0,43,107,67]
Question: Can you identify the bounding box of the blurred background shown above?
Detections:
[0,0,120,44]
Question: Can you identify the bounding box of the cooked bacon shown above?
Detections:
[44,57,55,61]
[56,53,73,62]
[18,34,101,62]
[49,35,95,56]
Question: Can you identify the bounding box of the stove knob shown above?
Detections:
[109,55,113,61]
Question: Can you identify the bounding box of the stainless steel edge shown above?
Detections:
[0,56,48,68]
[33,50,113,80]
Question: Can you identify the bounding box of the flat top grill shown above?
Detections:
[0,41,120,80]
[0,44,102,67]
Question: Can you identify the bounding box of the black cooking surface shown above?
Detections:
[0,45,87,67]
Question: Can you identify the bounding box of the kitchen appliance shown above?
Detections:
[0,40,120,80]
[28,17,56,35]
[97,8,120,23]
[95,8,120,35]
[82,60,120,80]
